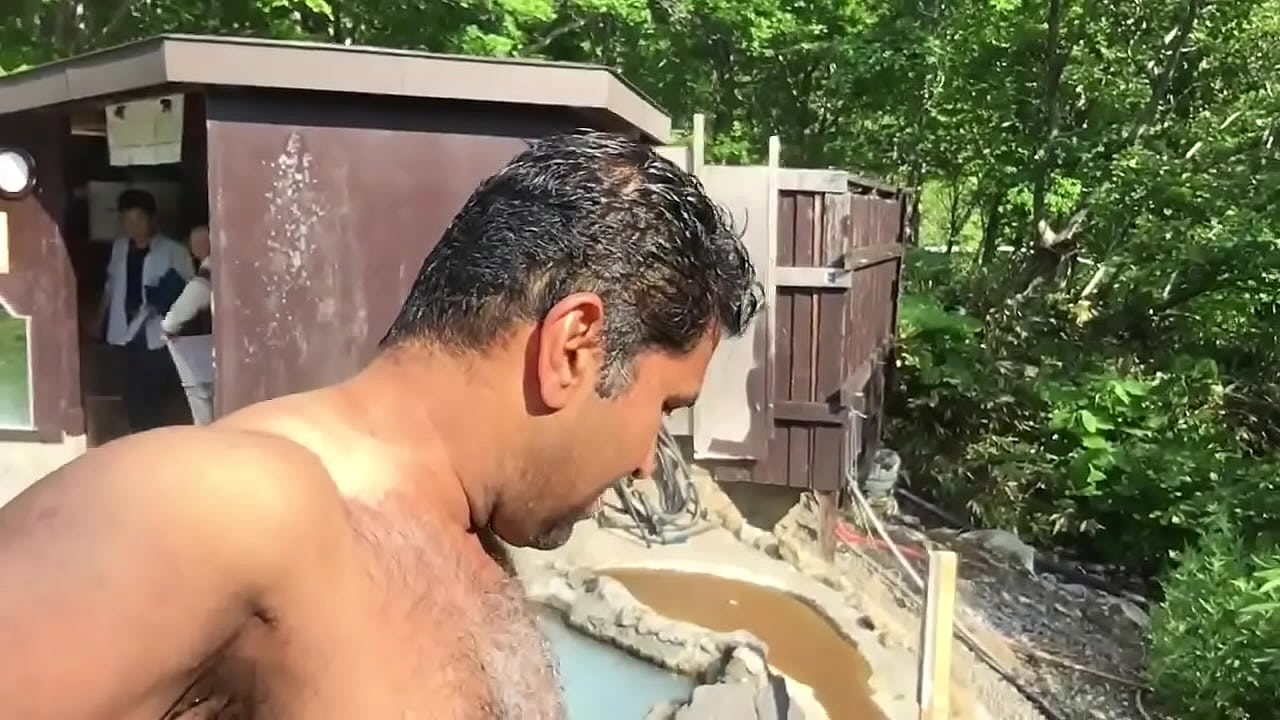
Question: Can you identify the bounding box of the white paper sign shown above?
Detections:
[106,95,184,166]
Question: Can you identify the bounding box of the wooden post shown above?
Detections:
[764,135,781,446]
[691,113,706,178]
[816,490,838,562]
[918,550,958,720]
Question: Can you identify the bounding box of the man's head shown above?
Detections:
[381,131,762,550]
[188,225,211,261]
[117,189,157,245]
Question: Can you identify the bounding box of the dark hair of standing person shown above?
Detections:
[117,189,158,217]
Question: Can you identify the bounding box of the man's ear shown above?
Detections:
[535,292,606,410]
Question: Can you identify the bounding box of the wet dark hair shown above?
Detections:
[381,130,763,395]
[116,188,157,217]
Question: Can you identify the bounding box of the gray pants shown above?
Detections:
[183,382,215,425]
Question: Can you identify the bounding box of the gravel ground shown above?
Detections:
[840,520,1161,720]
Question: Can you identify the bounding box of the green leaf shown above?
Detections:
[1081,434,1110,450]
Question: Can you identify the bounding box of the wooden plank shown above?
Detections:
[774,265,852,289]
[813,193,849,494]
[918,551,959,720]
[776,168,849,194]
[774,401,846,425]
[842,243,904,270]
[787,193,817,489]
[759,136,786,485]
[847,172,903,197]
[765,190,796,486]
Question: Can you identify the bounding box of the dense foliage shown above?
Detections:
[1148,526,1280,719]
[3,0,1278,714]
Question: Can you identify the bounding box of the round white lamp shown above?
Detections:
[0,148,36,200]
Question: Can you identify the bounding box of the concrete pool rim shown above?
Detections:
[527,558,906,718]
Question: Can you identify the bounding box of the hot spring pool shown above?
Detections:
[540,611,694,719]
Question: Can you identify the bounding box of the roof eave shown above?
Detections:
[0,36,669,142]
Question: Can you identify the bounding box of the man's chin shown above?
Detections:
[524,522,577,551]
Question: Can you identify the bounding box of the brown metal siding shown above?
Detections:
[205,90,584,414]
[764,186,906,491]
[0,112,81,441]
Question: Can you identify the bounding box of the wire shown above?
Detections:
[600,425,714,545]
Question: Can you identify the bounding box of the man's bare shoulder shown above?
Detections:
[2,425,351,589]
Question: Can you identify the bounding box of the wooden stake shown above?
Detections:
[918,550,958,720]
[816,490,838,562]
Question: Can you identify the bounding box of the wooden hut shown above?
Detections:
[0,35,667,502]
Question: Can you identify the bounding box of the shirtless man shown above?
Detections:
[0,132,761,720]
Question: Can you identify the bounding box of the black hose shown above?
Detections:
[603,426,710,544]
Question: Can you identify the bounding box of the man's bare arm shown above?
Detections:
[0,427,347,719]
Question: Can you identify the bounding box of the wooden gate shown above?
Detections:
[762,173,909,492]
[656,139,911,494]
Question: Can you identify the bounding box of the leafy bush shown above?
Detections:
[887,289,1280,571]
[1149,527,1280,719]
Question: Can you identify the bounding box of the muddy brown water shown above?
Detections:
[603,568,886,720]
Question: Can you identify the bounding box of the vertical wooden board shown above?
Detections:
[765,192,798,485]
[812,194,849,493]
[889,196,908,345]
[851,198,875,365]
[764,421,791,486]
[790,193,816,403]
[787,193,817,488]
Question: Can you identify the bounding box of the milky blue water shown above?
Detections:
[540,612,695,719]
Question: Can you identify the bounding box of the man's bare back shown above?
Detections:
[0,132,761,720]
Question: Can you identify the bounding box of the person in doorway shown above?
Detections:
[0,132,762,719]
[92,188,194,432]
[161,224,215,425]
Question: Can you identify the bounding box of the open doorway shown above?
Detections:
[60,94,211,446]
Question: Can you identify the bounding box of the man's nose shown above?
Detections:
[634,439,659,479]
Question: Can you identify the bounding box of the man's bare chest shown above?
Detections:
[168,508,560,720]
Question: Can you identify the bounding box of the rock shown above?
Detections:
[723,646,768,685]
[754,676,806,720]
[673,684,759,719]
[957,528,1037,575]
[926,527,962,543]
[886,525,928,546]
[668,677,806,720]
[1115,599,1150,629]
[1058,583,1090,599]
[1051,602,1081,619]
[526,575,576,610]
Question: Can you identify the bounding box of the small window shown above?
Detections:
[0,299,33,429]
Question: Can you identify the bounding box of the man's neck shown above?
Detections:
[130,233,154,249]
[331,347,523,532]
